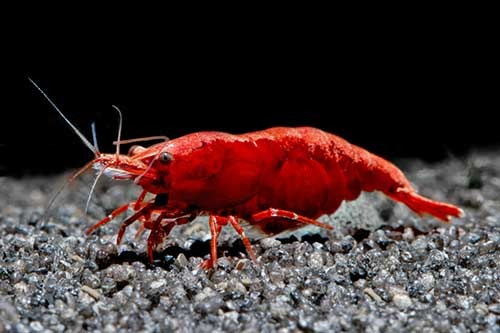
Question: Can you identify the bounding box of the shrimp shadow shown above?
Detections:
[99,232,368,270]
[156,234,333,267]
[98,238,250,270]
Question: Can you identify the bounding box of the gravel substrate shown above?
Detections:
[0,151,499,332]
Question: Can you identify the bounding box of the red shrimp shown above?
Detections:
[32,79,463,269]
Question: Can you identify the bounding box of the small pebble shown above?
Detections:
[175,253,188,267]
[392,290,412,309]
[260,238,281,249]
[81,285,101,301]
[364,287,382,303]
[488,303,500,314]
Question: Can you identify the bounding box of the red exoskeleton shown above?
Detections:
[32,79,463,269]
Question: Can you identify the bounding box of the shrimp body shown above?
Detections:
[88,127,463,268]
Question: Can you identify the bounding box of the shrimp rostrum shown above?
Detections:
[32,80,463,269]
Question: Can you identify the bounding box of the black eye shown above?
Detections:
[160,152,173,163]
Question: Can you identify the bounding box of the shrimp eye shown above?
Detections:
[128,145,145,156]
[160,152,173,163]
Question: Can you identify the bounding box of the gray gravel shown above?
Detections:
[1,151,499,332]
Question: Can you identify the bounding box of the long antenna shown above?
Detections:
[41,159,96,223]
[28,78,99,156]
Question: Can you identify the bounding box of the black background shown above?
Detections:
[1,17,497,176]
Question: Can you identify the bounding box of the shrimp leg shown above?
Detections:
[200,215,228,269]
[252,208,333,229]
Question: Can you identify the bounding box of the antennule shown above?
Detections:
[112,135,169,145]
[91,122,100,152]
[111,105,123,160]
[28,78,99,156]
